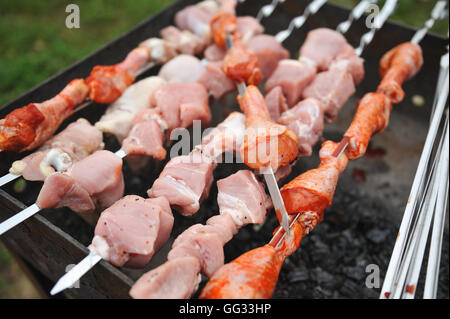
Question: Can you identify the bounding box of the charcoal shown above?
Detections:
[366,228,391,244]
[343,266,366,281]
[288,269,309,283]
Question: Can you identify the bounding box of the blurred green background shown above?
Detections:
[0,0,448,298]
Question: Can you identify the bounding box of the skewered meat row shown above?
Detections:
[199,41,424,299]
[130,169,272,299]
[10,119,103,182]
[129,5,370,300]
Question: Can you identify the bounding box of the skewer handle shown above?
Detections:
[0,173,20,187]
[50,249,103,295]
[0,203,41,235]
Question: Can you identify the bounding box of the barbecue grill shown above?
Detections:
[0,0,448,299]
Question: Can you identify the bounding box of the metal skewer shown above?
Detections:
[380,70,449,299]
[275,0,328,43]
[424,116,449,298]
[402,114,449,299]
[50,249,103,295]
[256,0,286,22]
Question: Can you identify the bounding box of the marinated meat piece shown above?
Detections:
[175,0,219,43]
[148,151,216,215]
[150,82,211,132]
[299,28,355,70]
[158,55,204,83]
[86,47,150,104]
[160,26,205,55]
[264,86,288,122]
[199,112,246,159]
[130,256,201,299]
[37,150,125,213]
[265,59,317,107]
[90,195,173,268]
[280,141,348,216]
[95,76,165,141]
[200,244,284,299]
[222,39,262,86]
[122,109,167,159]
[217,170,271,226]
[378,42,423,103]
[278,98,324,156]
[139,38,178,63]
[239,86,298,170]
[197,60,235,99]
[246,35,290,79]
[302,67,355,122]
[0,79,89,152]
[344,92,392,160]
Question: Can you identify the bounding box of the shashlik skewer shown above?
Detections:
[213,0,298,235]
[199,0,406,299]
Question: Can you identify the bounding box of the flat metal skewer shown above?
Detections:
[424,118,449,298]
[380,70,449,299]
[0,173,21,187]
[0,203,41,236]
[50,249,103,295]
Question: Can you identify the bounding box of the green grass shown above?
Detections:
[0,0,176,106]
